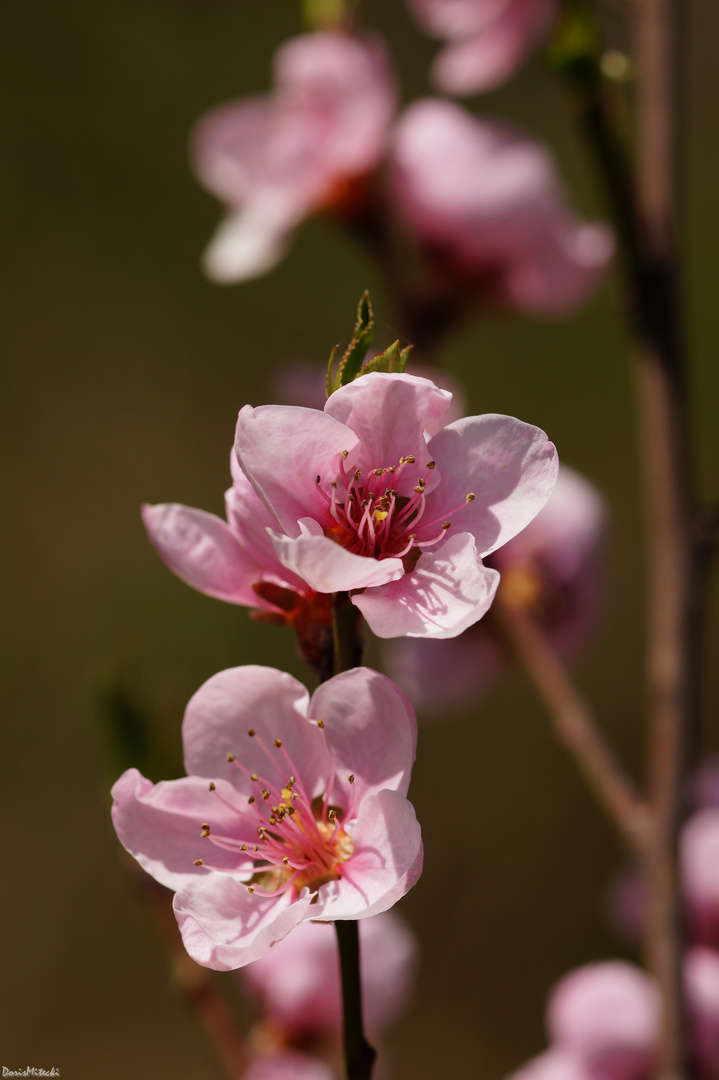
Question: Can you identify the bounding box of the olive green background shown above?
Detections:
[2,2,718,1077]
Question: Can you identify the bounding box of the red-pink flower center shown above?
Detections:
[315,451,474,565]
[195,725,355,899]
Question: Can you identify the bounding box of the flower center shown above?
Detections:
[194,725,356,900]
[315,451,474,563]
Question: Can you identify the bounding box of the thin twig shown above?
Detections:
[495,601,651,853]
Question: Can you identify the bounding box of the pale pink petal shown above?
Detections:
[308,667,417,803]
[354,532,500,639]
[506,1048,595,1080]
[235,404,359,536]
[324,372,452,494]
[311,789,423,920]
[547,961,660,1080]
[682,809,719,948]
[201,205,298,284]
[182,666,328,802]
[111,770,248,890]
[269,525,404,593]
[190,98,273,205]
[685,946,719,1078]
[142,502,261,606]
[503,218,615,314]
[240,1052,335,1080]
[425,414,558,555]
[174,874,314,970]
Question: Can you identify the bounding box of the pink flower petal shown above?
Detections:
[353,532,500,639]
[308,667,417,803]
[269,524,404,593]
[235,404,359,536]
[240,1052,336,1080]
[174,875,314,970]
[324,372,452,495]
[311,789,423,920]
[182,666,328,801]
[202,205,298,284]
[425,414,558,555]
[111,770,248,890]
[506,1048,595,1080]
[142,502,260,606]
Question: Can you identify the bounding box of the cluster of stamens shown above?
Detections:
[315,450,474,564]
[194,724,355,899]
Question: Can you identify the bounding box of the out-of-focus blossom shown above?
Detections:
[407,0,557,96]
[191,33,396,282]
[388,99,613,315]
[682,809,719,949]
[546,962,660,1080]
[686,947,719,1079]
[241,1050,335,1080]
[235,372,558,639]
[507,1048,595,1080]
[240,911,418,1040]
[387,465,606,711]
[689,757,719,811]
[112,665,422,970]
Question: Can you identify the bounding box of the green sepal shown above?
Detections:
[359,340,413,377]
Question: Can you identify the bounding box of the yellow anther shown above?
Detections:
[194,859,204,866]
[374,509,388,521]
[317,719,325,729]
[269,816,276,825]
[248,795,255,805]
[227,753,235,762]
[209,782,216,791]
[282,856,289,865]
[274,739,283,748]
[405,455,416,464]
[262,789,270,800]
[466,493,475,502]
[200,825,211,838]
[248,728,256,737]
[427,461,436,470]
[442,522,451,530]
[348,774,355,784]
[341,450,349,459]
[240,844,247,851]
[414,485,424,494]
[247,885,255,894]
[417,477,426,487]
[328,809,337,820]
[254,845,259,852]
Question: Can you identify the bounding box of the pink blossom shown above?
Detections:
[191,33,396,282]
[234,372,558,639]
[387,465,606,711]
[682,809,719,948]
[407,0,558,95]
[240,1051,335,1080]
[546,961,660,1080]
[507,1048,596,1080]
[112,665,422,970]
[240,911,418,1039]
[685,947,719,1079]
[387,99,613,315]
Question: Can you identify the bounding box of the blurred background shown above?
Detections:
[2,1,718,1077]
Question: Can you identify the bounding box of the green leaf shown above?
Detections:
[360,340,400,376]
[326,344,338,399]
[332,291,374,392]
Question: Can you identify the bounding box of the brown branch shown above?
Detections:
[495,601,651,853]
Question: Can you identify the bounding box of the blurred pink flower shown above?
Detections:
[546,962,660,1080]
[241,1051,335,1080]
[686,946,719,1079]
[407,0,557,95]
[191,32,396,282]
[507,1048,595,1080]
[682,809,719,949]
[240,911,418,1040]
[235,371,558,639]
[387,465,607,711]
[387,99,613,315]
[112,665,422,970]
